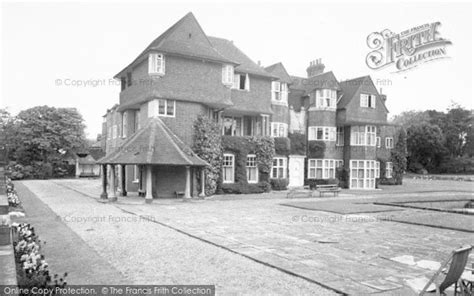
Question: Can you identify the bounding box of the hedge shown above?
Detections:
[270,178,289,190]
[305,178,338,189]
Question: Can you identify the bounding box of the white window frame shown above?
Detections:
[261,115,270,136]
[376,136,381,148]
[233,73,250,91]
[222,64,234,85]
[349,160,377,189]
[222,116,243,136]
[246,154,258,183]
[308,159,337,179]
[271,122,288,137]
[148,53,165,75]
[271,82,288,105]
[336,127,344,146]
[360,94,376,108]
[350,125,376,146]
[315,89,337,109]
[385,137,394,149]
[375,161,380,178]
[222,154,235,183]
[133,165,139,183]
[386,162,393,178]
[157,99,176,117]
[122,112,128,138]
[112,125,117,139]
[308,126,336,141]
[271,157,287,179]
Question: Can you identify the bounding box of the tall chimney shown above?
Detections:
[306,58,325,78]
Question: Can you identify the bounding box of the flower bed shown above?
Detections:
[6,178,21,208]
[12,222,68,292]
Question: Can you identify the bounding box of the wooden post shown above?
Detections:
[145,165,153,203]
[199,167,206,197]
[109,165,117,201]
[100,164,108,199]
[120,164,127,196]
[184,166,191,200]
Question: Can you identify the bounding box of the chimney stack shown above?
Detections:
[306,58,325,78]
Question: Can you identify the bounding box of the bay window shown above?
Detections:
[350,126,377,146]
[308,126,336,141]
[308,159,340,179]
[222,116,242,136]
[315,89,337,109]
[350,160,377,189]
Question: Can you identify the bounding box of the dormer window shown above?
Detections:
[271,82,288,104]
[360,94,376,108]
[222,64,234,85]
[233,73,250,91]
[315,89,336,109]
[148,53,165,75]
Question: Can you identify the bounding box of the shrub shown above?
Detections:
[336,167,349,189]
[218,182,271,194]
[274,137,290,156]
[288,133,306,155]
[390,128,407,185]
[434,157,474,174]
[308,141,325,158]
[270,178,289,190]
[305,178,338,190]
[192,116,223,195]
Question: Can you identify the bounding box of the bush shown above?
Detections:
[308,141,325,158]
[433,157,474,174]
[218,182,271,194]
[288,133,306,155]
[336,167,349,189]
[305,178,338,190]
[270,178,289,190]
[274,137,290,156]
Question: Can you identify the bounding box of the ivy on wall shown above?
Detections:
[192,115,222,195]
[308,141,326,158]
[274,137,290,156]
[218,136,275,194]
[288,133,306,155]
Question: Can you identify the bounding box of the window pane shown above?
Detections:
[158,100,166,114]
[166,100,174,116]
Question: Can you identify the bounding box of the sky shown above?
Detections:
[1,1,472,138]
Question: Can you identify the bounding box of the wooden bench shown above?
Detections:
[315,184,341,197]
[286,185,311,198]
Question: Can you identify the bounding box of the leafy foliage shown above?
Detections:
[390,129,407,184]
[274,137,290,156]
[406,124,446,172]
[270,178,289,190]
[192,115,222,195]
[308,141,326,158]
[288,133,306,155]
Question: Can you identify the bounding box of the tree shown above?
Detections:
[390,128,407,184]
[0,109,16,163]
[406,123,446,172]
[443,104,471,157]
[9,106,86,178]
[391,110,431,127]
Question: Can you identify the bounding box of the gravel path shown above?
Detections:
[18,180,336,295]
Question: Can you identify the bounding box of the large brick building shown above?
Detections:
[98,12,398,201]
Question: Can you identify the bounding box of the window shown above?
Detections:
[336,160,344,168]
[315,89,337,109]
[385,137,394,149]
[271,82,288,104]
[112,125,117,139]
[233,73,250,91]
[157,99,175,117]
[222,64,234,85]
[375,161,380,178]
[350,126,376,146]
[350,160,377,189]
[386,162,393,178]
[222,154,235,183]
[360,94,376,108]
[148,53,165,75]
[246,155,258,183]
[336,127,344,146]
[122,112,128,138]
[135,110,141,131]
[308,127,336,141]
[308,159,337,179]
[271,122,288,137]
[222,116,242,136]
[271,157,287,178]
[376,137,381,148]
[366,126,376,146]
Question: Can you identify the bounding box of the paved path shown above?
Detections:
[18,180,335,295]
[53,178,473,295]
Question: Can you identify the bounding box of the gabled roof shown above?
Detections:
[208,36,277,79]
[264,62,292,83]
[77,154,97,165]
[338,75,389,113]
[114,12,235,79]
[97,117,208,166]
[290,71,340,95]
